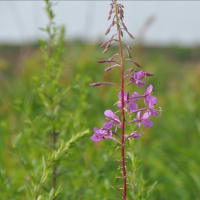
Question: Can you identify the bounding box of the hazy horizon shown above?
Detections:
[0,1,200,46]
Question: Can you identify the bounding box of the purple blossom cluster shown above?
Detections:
[90,1,160,143]
[91,72,160,143]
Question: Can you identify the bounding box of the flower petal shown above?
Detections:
[104,122,113,129]
[104,110,120,124]
[137,111,141,120]
[146,96,157,105]
[142,112,150,120]
[129,103,138,112]
[90,134,103,142]
[118,91,128,101]
[130,92,139,102]
[136,121,141,128]
[136,80,145,87]
[104,110,115,118]
[145,85,153,96]
[134,70,145,80]
[150,109,158,117]
[142,119,152,127]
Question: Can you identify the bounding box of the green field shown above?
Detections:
[0,42,200,199]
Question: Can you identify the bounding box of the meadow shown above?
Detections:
[0,41,200,199]
[0,1,200,199]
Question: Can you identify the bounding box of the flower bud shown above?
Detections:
[90,82,116,87]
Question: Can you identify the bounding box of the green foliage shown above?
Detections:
[0,3,200,199]
[1,42,200,199]
[0,1,89,199]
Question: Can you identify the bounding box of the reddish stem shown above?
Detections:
[114,1,127,199]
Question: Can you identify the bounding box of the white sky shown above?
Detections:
[0,1,200,45]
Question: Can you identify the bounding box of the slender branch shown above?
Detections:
[114,1,127,199]
[52,130,57,193]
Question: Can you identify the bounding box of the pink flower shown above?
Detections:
[129,70,153,87]
[135,111,152,128]
[104,110,121,128]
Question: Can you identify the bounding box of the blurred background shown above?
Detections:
[1,1,200,200]
[1,1,200,45]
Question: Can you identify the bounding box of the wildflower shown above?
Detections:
[90,0,161,198]
[129,70,153,87]
[104,110,121,128]
[130,91,140,102]
[144,84,153,99]
[116,91,138,112]
[134,111,152,128]
[90,127,112,142]
[145,95,159,116]
[116,91,129,108]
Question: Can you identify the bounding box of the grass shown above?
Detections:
[0,42,200,199]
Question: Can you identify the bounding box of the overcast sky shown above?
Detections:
[0,1,200,45]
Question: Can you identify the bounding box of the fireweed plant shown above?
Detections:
[90,1,160,199]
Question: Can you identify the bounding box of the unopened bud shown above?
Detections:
[128,32,135,39]
[105,64,120,72]
[98,57,113,63]
[90,82,116,87]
